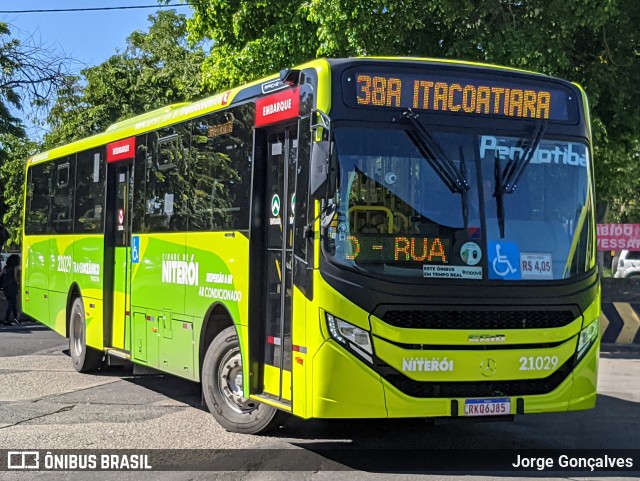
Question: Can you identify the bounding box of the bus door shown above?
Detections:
[105,140,135,352]
[259,125,298,404]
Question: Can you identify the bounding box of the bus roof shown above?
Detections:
[29,56,567,165]
[333,56,553,78]
[29,58,327,165]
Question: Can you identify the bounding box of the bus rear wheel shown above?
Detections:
[69,297,103,373]
[202,326,284,434]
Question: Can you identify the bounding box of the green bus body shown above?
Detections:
[22,58,600,432]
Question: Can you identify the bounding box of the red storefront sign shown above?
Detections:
[597,224,640,251]
[255,88,300,127]
[106,137,136,163]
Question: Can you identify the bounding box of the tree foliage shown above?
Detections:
[2,11,206,246]
[186,0,640,221]
[0,23,71,248]
[45,10,207,148]
[0,134,37,248]
[0,23,70,137]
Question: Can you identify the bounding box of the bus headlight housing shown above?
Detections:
[325,312,373,363]
[577,320,599,360]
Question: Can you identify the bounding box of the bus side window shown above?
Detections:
[132,134,148,233]
[145,124,190,232]
[188,104,253,232]
[294,116,311,260]
[74,149,105,234]
[25,163,52,235]
[50,157,75,234]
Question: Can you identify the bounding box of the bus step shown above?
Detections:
[105,348,131,366]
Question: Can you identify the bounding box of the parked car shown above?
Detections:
[614,250,640,278]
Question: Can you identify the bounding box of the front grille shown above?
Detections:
[382,359,573,398]
[380,309,576,330]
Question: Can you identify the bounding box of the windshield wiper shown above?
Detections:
[494,121,547,238]
[494,153,506,238]
[501,121,547,194]
[459,146,469,230]
[400,109,469,194]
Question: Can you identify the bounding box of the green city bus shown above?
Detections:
[22,57,600,433]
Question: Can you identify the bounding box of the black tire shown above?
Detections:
[69,297,103,373]
[202,326,285,434]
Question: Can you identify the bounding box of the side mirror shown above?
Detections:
[309,109,332,200]
[310,140,330,200]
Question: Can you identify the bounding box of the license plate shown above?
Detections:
[464,398,511,416]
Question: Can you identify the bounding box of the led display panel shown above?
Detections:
[344,71,575,121]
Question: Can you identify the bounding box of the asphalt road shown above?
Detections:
[0,323,639,480]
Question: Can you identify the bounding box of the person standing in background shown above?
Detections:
[2,254,21,326]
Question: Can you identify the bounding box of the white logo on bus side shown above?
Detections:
[199,271,242,302]
[161,253,199,286]
[112,144,130,156]
[206,272,233,284]
[402,357,454,372]
[480,136,587,167]
[56,255,100,281]
[262,99,292,117]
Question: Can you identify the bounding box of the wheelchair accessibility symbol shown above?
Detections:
[132,236,140,264]
[488,241,520,280]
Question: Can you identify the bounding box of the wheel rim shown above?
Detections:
[217,347,258,414]
[72,305,83,358]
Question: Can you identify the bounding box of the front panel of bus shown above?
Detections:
[305,59,599,418]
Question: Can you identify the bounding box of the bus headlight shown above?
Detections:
[577,320,599,360]
[325,312,373,362]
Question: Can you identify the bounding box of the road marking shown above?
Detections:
[613,302,640,344]
[598,302,640,344]
[599,312,610,337]
[600,303,624,343]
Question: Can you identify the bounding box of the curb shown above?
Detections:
[601,341,640,351]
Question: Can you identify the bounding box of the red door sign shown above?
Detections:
[255,88,300,127]
[107,137,136,163]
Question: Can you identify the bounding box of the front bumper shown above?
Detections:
[310,336,599,418]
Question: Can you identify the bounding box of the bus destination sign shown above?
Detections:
[345,235,450,264]
[351,72,571,121]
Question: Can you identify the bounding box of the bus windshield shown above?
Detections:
[323,126,591,281]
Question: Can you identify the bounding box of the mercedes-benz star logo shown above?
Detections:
[480,358,497,377]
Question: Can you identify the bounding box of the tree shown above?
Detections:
[185,0,640,221]
[0,23,70,137]
[0,134,37,248]
[0,22,71,249]
[185,0,317,91]
[0,10,206,247]
[45,10,207,148]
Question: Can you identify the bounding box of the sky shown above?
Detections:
[1,0,193,136]
[2,0,192,67]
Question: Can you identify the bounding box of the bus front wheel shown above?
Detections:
[69,297,103,373]
[202,326,284,434]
